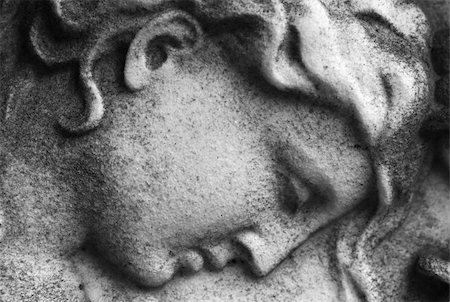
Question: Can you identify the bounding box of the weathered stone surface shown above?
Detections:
[432,29,449,76]
[0,0,448,301]
[436,76,449,106]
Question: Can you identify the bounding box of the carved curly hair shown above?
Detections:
[2,0,445,204]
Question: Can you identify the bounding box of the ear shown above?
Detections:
[124,11,203,92]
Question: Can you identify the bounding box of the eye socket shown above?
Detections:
[355,11,406,41]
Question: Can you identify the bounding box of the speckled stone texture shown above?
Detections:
[0,0,448,301]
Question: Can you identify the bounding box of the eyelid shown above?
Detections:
[275,154,336,207]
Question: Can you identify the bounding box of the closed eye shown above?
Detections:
[355,11,406,41]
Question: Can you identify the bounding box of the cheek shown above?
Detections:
[326,149,374,211]
[83,87,283,247]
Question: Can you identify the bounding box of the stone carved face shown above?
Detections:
[2,0,431,288]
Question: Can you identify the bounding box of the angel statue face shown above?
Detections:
[0,0,432,289]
